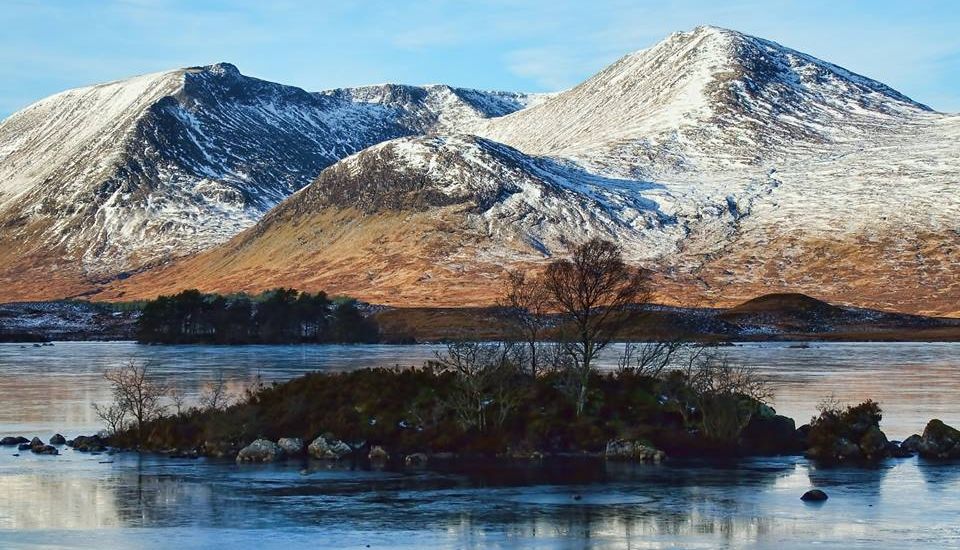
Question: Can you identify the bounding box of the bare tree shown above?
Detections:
[662,350,773,442]
[434,342,522,432]
[199,369,231,411]
[92,402,127,437]
[168,384,187,416]
[617,340,686,378]
[96,360,169,443]
[500,269,553,378]
[543,238,650,416]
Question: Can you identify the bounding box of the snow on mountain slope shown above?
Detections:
[258,134,682,259]
[98,134,681,304]
[320,84,546,135]
[466,25,959,314]
[104,26,959,315]
[0,63,535,298]
[4,26,957,314]
[478,25,930,167]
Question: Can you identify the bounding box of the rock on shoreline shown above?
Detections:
[308,435,353,460]
[918,420,960,459]
[236,439,284,463]
[604,439,666,462]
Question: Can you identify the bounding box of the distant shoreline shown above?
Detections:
[2,292,959,344]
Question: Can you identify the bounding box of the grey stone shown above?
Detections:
[308,435,352,460]
[236,439,284,463]
[277,437,305,456]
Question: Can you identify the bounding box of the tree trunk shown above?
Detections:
[529,340,538,379]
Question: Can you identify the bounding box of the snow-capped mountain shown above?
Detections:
[99,134,681,305]
[102,26,959,315]
[471,25,958,314]
[0,62,536,298]
[322,84,546,135]
[4,27,958,314]
[478,26,930,167]
[257,133,683,261]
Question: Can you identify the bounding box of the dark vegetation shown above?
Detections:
[108,348,785,458]
[373,293,960,344]
[804,398,894,462]
[137,288,379,344]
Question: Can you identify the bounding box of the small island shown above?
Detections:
[52,240,953,468]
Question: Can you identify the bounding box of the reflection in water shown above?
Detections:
[3,452,960,548]
[2,342,960,547]
[2,448,960,547]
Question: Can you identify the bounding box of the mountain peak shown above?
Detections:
[186,62,241,77]
[183,61,243,79]
[478,25,932,160]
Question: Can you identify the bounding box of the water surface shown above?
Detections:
[0,341,958,548]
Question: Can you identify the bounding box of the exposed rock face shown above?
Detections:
[918,420,960,459]
[307,435,352,460]
[833,437,863,460]
[236,439,283,463]
[604,439,666,462]
[277,437,305,456]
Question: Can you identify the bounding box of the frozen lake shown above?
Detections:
[0,341,958,548]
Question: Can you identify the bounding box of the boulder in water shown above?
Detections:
[900,434,922,453]
[888,440,914,458]
[404,453,428,467]
[236,439,284,463]
[308,435,352,460]
[918,420,960,459]
[67,435,107,452]
[31,444,59,455]
[368,446,390,465]
[859,426,889,460]
[801,489,828,502]
[277,437,305,456]
[604,439,666,462]
[49,434,66,445]
[740,414,802,455]
[202,440,238,458]
[0,436,29,446]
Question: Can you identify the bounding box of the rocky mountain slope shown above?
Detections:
[0,63,535,299]
[3,26,957,315]
[102,26,959,315]
[99,134,685,305]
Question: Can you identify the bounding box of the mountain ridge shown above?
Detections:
[1,27,957,315]
[0,62,538,300]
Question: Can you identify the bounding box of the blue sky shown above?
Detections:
[2,0,959,118]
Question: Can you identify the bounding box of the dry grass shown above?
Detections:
[0,204,956,320]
